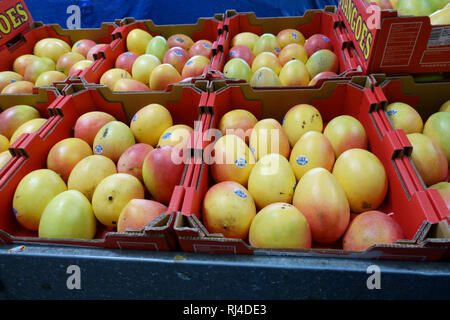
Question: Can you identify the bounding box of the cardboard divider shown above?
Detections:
[173,78,447,261]
[209,8,363,88]
[338,0,450,75]
[0,83,205,250]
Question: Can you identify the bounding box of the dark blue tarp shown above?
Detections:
[24,0,339,28]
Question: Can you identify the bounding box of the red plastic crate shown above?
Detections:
[0,0,118,88]
[0,83,205,250]
[209,7,364,89]
[173,79,446,261]
[338,0,450,75]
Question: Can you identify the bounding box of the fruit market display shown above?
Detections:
[6,103,192,239]
[0,38,108,93]
[200,105,406,252]
[223,30,339,87]
[100,30,214,92]
[0,0,449,260]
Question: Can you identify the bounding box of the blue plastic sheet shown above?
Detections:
[24,0,339,28]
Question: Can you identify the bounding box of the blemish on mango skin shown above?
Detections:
[362,201,372,209]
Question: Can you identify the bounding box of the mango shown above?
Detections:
[252,33,280,56]
[92,173,145,227]
[293,168,350,243]
[0,150,12,170]
[248,153,296,209]
[145,36,168,62]
[130,104,173,147]
[38,190,97,239]
[202,181,256,240]
[440,100,450,112]
[279,59,310,86]
[248,202,311,249]
[13,169,67,231]
[249,118,290,161]
[332,149,388,213]
[305,49,338,79]
[210,134,256,186]
[93,121,136,162]
[323,115,368,158]
[423,111,450,163]
[68,155,117,201]
[385,102,423,134]
[407,133,448,186]
[282,104,323,147]
[289,131,335,181]
[250,67,282,87]
[10,118,47,145]
[343,210,404,251]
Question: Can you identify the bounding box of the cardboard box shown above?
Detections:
[0,82,206,250]
[97,14,224,89]
[371,75,450,253]
[208,7,364,88]
[173,78,447,261]
[0,0,118,88]
[338,0,450,75]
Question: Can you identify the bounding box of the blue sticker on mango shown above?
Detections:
[186,60,193,66]
[235,158,247,168]
[274,47,280,54]
[296,155,308,166]
[162,132,172,140]
[387,109,397,116]
[132,114,137,122]
[94,145,103,154]
[124,52,132,56]
[291,32,298,39]
[174,50,183,56]
[13,208,18,216]
[234,189,247,198]
[203,43,211,49]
